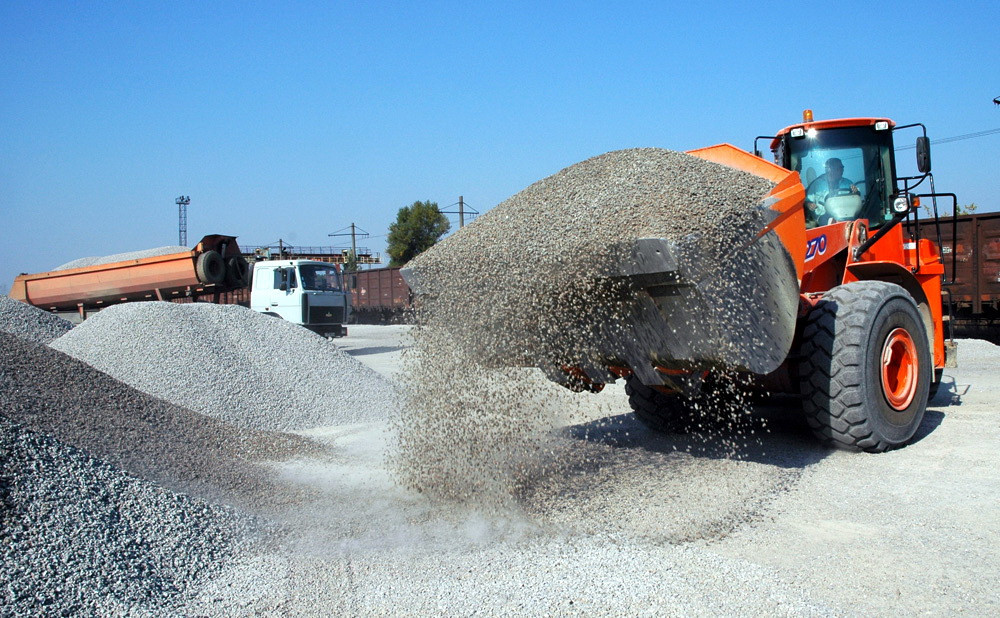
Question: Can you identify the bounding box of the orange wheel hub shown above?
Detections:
[881,328,918,410]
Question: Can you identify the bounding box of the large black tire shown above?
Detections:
[225,255,250,288]
[625,375,710,434]
[195,250,225,285]
[798,281,931,452]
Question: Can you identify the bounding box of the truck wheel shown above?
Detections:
[625,375,704,434]
[225,256,250,288]
[798,281,931,452]
[195,251,225,284]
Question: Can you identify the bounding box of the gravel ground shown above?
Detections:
[0,295,73,344]
[50,301,400,431]
[52,245,189,271]
[0,331,318,507]
[178,327,1000,616]
[0,416,260,616]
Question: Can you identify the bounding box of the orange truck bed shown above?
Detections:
[9,234,246,313]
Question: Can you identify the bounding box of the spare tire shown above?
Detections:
[195,250,225,284]
[225,255,250,288]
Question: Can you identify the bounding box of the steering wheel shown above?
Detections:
[830,187,856,197]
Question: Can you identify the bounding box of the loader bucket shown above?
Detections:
[402,144,806,390]
[530,145,809,390]
[583,144,806,387]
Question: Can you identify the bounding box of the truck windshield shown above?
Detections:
[785,126,894,229]
[299,264,342,291]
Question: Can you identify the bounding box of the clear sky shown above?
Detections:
[3,1,998,288]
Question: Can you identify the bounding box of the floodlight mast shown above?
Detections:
[175,196,191,246]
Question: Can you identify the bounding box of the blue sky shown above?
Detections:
[2,1,998,287]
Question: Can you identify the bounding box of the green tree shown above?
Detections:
[386,200,450,266]
[342,249,359,274]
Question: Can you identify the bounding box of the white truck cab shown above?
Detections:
[250,260,350,337]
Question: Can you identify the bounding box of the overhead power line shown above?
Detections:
[896,127,1000,150]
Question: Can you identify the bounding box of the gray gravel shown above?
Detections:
[181,329,1000,616]
[52,245,189,271]
[1,331,318,507]
[0,416,260,616]
[50,301,400,432]
[0,295,73,344]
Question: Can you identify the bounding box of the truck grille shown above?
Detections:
[307,305,345,324]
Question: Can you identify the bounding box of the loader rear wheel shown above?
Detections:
[195,251,225,284]
[798,281,931,452]
[625,375,703,434]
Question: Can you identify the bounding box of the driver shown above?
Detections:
[805,157,859,225]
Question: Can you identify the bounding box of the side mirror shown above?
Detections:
[916,136,931,173]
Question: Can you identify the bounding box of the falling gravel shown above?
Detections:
[50,301,400,432]
[52,245,189,271]
[0,295,73,344]
[0,416,261,616]
[395,148,778,505]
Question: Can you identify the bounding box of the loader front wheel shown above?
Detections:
[799,281,931,452]
[625,375,702,434]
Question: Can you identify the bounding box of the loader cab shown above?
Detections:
[772,118,897,229]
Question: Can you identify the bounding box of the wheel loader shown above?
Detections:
[557,111,958,452]
[401,111,955,452]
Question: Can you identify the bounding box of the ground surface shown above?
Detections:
[183,326,1000,616]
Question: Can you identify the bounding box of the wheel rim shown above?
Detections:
[881,327,918,410]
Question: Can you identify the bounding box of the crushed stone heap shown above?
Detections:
[0,331,317,506]
[0,295,73,344]
[50,302,400,432]
[0,416,259,616]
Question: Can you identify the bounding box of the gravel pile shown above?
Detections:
[50,301,400,432]
[1,331,318,506]
[0,295,73,344]
[394,148,776,504]
[52,245,189,271]
[0,416,260,615]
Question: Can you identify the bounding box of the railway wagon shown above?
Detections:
[348,267,412,324]
[907,211,1000,342]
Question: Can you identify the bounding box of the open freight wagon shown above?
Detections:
[348,266,412,324]
[907,211,1000,342]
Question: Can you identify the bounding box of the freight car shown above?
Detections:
[348,267,412,324]
[907,211,1000,343]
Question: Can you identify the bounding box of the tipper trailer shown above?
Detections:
[9,235,249,319]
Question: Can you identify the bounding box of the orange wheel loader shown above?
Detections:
[568,111,957,452]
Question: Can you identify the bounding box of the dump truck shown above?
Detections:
[405,111,957,453]
[9,237,351,337]
[9,235,250,320]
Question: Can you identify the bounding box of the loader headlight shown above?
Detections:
[892,195,913,214]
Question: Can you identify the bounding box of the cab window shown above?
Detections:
[785,126,894,228]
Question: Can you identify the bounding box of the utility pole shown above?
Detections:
[175,196,190,246]
[442,196,478,229]
[329,223,370,269]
